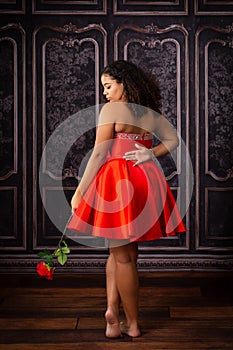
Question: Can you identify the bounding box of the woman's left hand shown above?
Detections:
[123,143,155,166]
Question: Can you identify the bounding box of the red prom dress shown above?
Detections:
[67,132,185,242]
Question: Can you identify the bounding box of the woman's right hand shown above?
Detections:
[71,189,83,214]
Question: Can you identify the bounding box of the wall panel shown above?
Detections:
[0,24,26,250]
[32,0,107,14]
[195,23,233,251]
[195,0,233,15]
[0,0,25,13]
[113,0,188,15]
[32,23,107,249]
[0,187,17,238]
[205,188,233,242]
[115,23,190,251]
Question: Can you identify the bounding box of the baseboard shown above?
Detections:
[0,254,232,273]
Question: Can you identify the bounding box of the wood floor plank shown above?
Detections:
[0,318,78,330]
[77,316,105,329]
[0,287,106,298]
[0,328,232,345]
[1,294,231,309]
[138,318,233,329]
[134,327,233,342]
[5,293,230,308]
[0,344,134,350]
[139,286,201,297]
[170,306,233,318]
[0,307,105,319]
[1,295,106,308]
[139,295,232,307]
[0,330,132,344]
[1,343,233,350]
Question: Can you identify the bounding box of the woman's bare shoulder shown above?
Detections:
[99,102,132,124]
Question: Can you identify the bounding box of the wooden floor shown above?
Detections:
[0,271,233,350]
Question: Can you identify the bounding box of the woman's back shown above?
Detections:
[101,101,162,137]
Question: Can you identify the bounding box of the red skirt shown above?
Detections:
[67,134,185,242]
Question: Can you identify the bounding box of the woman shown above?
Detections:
[68,60,185,338]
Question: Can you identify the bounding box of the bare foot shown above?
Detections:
[122,321,141,338]
[105,308,121,338]
[127,326,141,338]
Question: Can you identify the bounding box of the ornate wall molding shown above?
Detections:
[32,0,107,14]
[0,23,26,250]
[195,24,233,251]
[195,0,233,15]
[113,0,188,16]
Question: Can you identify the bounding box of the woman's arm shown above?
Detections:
[123,114,179,165]
[151,115,179,158]
[71,106,115,213]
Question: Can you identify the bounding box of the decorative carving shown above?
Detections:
[227,38,233,48]
[144,37,161,48]
[63,23,79,33]
[226,23,233,32]
[144,24,159,34]
[63,167,79,179]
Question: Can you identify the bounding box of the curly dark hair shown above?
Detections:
[101,60,162,114]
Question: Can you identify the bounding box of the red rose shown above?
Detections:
[46,267,54,280]
[36,262,54,280]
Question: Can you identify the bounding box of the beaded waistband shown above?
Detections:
[115,132,153,141]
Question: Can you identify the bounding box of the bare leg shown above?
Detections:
[105,253,121,338]
[110,242,141,337]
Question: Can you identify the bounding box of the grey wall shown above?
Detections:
[0,0,232,272]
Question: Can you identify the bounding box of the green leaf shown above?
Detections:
[57,252,67,266]
[61,247,70,254]
[46,255,54,266]
[54,248,61,257]
[38,249,51,258]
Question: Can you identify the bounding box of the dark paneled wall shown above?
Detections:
[0,0,232,271]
